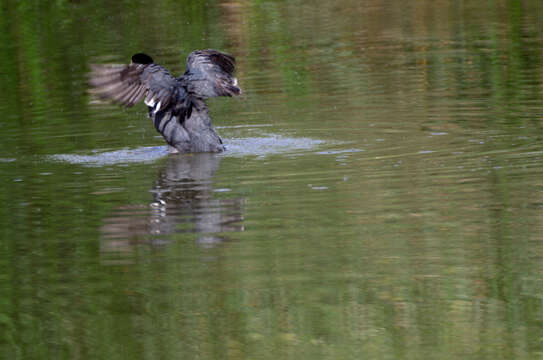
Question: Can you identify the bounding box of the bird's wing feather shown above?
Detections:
[181,49,241,99]
[89,62,179,110]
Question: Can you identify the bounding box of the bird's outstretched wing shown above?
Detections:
[89,61,180,113]
[181,49,242,99]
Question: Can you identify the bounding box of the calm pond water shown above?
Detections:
[2,0,543,359]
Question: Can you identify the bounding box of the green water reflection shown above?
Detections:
[2,0,543,359]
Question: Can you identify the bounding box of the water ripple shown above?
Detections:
[49,146,168,166]
[48,135,327,166]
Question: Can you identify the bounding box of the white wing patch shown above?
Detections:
[154,101,162,114]
[144,97,162,114]
[144,97,156,107]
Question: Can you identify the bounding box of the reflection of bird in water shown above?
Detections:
[150,154,244,246]
[89,50,242,153]
[100,154,244,259]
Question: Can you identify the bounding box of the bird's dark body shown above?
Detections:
[89,50,241,153]
[151,99,224,153]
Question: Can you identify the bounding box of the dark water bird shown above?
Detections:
[89,50,242,153]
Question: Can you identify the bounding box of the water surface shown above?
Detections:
[2,0,543,359]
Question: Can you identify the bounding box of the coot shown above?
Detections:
[89,50,241,153]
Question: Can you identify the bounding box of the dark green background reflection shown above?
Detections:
[2,1,543,359]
